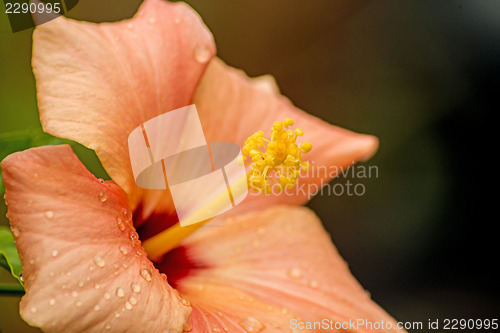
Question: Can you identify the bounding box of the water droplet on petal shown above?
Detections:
[49,299,55,306]
[125,301,133,310]
[121,208,132,221]
[180,298,190,307]
[174,17,182,24]
[51,250,58,257]
[19,272,24,282]
[93,255,105,267]
[126,23,133,29]
[75,300,82,307]
[309,280,319,289]
[194,44,211,64]
[129,230,139,244]
[30,307,37,314]
[78,280,84,287]
[287,267,302,280]
[45,210,54,219]
[118,246,128,257]
[98,191,107,202]
[148,17,156,24]
[257,227,266,235]
[12,227,20,237]
[104,292,111,300]
[116,287,125,298]
[114,311,120,318]
[116,218,126,231]
[239,316,265,333]
[94,304,100,311]
[131,282,141,293]
[71,291,78,297]
[129,295,138,305]
[140,268,152,282]
[105,322,111,330]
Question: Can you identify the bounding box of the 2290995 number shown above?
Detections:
[5,2,61,14]
[443,318,498,330]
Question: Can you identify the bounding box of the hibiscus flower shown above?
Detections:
[1,0,405,332]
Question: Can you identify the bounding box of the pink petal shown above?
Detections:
[175,206,404,333]
[32,0,216,220]
[1,145,190,332]
[193,58,379,215]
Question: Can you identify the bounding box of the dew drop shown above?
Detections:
[114,311,120,318]
[49,299,55,306]
[148,17,156,24]
[98,191,107,202]
[287,267,303,280]
[19,272,24,282]
[180,298,190,307]
[104,292,111,300]
[75,300,82,307]
[12,227,20,237]
[116,217,126,231]
[45,210,54,219]
[131,282,141,293]
[78,281,84,288]
[129,295,138,305]
[93,255,105,267]
[30,307,37,314]
[257,227,266,235]
[140,268,152,282]
[129,230,139,243]
[126,23,133,29]
[94,304,100,311]
[105,322,111,330]
[252,240,261,248]
[194,44,211,64]
[239,316,265,333]
[123,301,132,310]
[116,287,125,298]
[71,291,78,297]
[51,250,58,257]
[121,208,132,221]
[309,280,319,289]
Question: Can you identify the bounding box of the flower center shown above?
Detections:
[243,117,312,194]
[141,118,312,261]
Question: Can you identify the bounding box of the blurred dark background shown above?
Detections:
[1,0,499,332]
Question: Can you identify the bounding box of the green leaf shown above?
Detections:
[0,129,110,195]
[0,129,75,195]
[0,226,23,287]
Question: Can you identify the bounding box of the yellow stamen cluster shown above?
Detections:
[242,118,312,194]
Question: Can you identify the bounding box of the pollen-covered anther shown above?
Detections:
[243,118,312,194]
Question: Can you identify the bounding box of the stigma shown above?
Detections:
[242,118,312,194]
